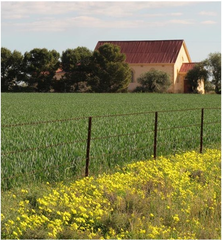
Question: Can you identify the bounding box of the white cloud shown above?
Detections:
[1,1,192,20]
[3,21,65,32]
[2,15,196,33]
[4,16,146,32]
[201,21,217,25]
[199,11,217,16]
[147,19,194,27]
[1,2,78,18]
[144,12,183,17]
[167,19,194,25]
[2,2,212,32]
[170,13,183,16]
[4,14,29,20]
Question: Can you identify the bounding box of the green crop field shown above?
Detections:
[1,93,221,190]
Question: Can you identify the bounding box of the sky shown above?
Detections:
[1,1,221,62]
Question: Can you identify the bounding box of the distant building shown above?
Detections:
[55,68,66,80]
[95,40,205,93]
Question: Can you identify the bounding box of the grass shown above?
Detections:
[1,149,221,239]
[1,93,221,122]
[1,93,221,190]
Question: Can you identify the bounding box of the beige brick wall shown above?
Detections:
[173,43,191,93]
[129,63,174,92]
[128,42,192,93]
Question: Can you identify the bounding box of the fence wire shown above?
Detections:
[1,107,221,190]
[3,107,220,128]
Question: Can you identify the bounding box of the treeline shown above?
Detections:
[1,45,221,94]
[186,52,221,94]
[1,44,131,93]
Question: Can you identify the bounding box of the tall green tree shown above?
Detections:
[22,48,60,92]
[136,69,171,93]
[59,47,92,92]
[204,52,221,94]
[1,47,23,92]
[185,63,208,93]
[88,43,131,93]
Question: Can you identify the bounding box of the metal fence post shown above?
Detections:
[154,111,158,159]
[85,117,92,177]
[200,108,204,153]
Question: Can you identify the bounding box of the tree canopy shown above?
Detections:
[185,53,221,94]
[59,47,92,92]
[1,47,23,92]
[22,48,60,92]
[136,69,171,93]
[88,43,131,93]
[185,63,208,93]
[204,52,221,94]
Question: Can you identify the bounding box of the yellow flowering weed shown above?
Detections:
[1,149,221,239]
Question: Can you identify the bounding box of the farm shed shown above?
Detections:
[95,40,205,93]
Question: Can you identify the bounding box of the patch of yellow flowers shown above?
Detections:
[1,149,221,239]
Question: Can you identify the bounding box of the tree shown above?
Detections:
[59,47,92,92]
[185,63,208,93]
[204,52,221,94]
[1,47,12,92]
[204,81,215,93]
[1,47,23,92]
[22,48,60,92]
[88,43,131,93]
[51,76,68,93]
[136,69,171,93]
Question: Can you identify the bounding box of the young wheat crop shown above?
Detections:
[1,93,221,190]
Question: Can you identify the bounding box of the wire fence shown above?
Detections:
[1,107,221,190]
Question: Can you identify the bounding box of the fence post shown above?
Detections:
[154,111,158,159]
[85,117,92,177]
[200,108,204,153]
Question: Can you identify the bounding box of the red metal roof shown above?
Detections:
[95,40,184,64]
[180,63,197,73]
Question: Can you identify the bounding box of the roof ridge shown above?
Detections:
[98,39,184,42]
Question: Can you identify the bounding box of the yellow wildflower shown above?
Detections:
[173,214,180,223]
[21,189,28,194]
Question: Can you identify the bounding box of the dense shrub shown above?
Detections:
[135,69,171,93]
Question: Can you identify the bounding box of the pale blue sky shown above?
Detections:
[1,1,221,62]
